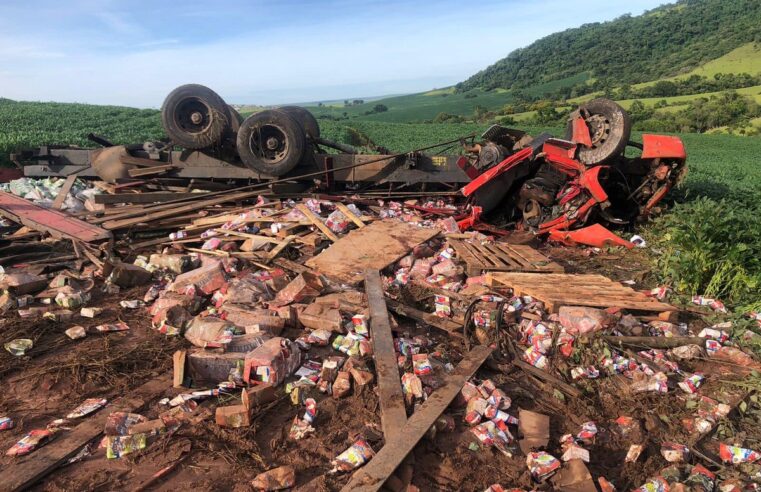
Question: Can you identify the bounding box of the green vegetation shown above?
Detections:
[307,88,518,123]
[458,0,761,92]
[649,198,761,311]
[0,98,163,164]
[635,43,761,87]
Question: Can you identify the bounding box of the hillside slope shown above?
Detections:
[458,0,761,92]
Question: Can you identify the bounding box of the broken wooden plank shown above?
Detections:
[305,220,439,286]
[272,258,314,275]
[341,345,493,492]
[386,299,463,338]
[486,272,677,313]
[336,202,365,228]
[266,235,297,263]
[51,175,77,210]
[101,190,262,230]
[602,335,706,349]
[0,191,112,242]
[365,269,407,441]
[127,164,176,178]
[213,229,286,245]
[173,350,186,388]
[513,359,581,398]
[296,204,339,242]
[93,192,200,204]
[1,375,171,492]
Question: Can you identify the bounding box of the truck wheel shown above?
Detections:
[566,98,631,165]
[278,106,320,139]
[161,84,230,149]
[236,110,306,176]
[227,106,243,134]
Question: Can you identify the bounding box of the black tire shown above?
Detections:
[236,110,306,176]
[565,98,631,165]
[226,105,243,134]
[278,106,320,139]
[161,84,229,149]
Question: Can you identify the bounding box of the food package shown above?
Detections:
[434,295,452,318]
[558,306,611,335]
[330,439,375,473]
[104,433,147,459]
[412,353,433,376]
[526,451,561,482]
[6,429,56,456]
[351,314,369,336]
[244,337,302,386]
[67,398,108,419]
[660,442,689,462]
[184,316,235,348]
[719,443,761,464]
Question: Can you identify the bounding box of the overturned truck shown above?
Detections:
[12,84,687,241]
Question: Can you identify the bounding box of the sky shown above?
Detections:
[0,0,668,108]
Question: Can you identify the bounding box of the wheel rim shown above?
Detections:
[248,123,290,165]
[586,114,611,149]
[174,97,214,134]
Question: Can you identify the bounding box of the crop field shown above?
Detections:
[306,88,515,123]
[0,98,164,160]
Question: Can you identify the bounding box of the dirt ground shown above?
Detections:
[0,244,756,492]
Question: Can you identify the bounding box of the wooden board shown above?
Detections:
[305,220,439,286]
[449,238,563,276]
[341,345,493,492]
[0,191,112,243]
[93,192,199,204]
[296,204,339,242]
[486,272,677,313]
[365,270,407,441]
[386,299,463,339]
[1,375,170,492]
[51,175,77,210]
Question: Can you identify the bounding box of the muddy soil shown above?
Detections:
[0,247,753,491]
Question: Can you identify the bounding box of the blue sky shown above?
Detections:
[0,0,668,107]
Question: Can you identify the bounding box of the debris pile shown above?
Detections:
[0,168,759,490]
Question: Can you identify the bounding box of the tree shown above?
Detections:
[373,104,388,113]
[651,81,678,97]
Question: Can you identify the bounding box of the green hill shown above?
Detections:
[458,0,761,92]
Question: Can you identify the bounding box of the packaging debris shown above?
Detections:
[251,465,296,491]
[5,139,761,491]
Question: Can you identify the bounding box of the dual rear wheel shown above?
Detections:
[161,84,318,176]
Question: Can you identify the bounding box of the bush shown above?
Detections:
[648,197,761,311]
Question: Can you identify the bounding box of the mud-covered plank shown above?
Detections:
[1,375,171,492]
[340,345,493,492]
[365,269,407,441]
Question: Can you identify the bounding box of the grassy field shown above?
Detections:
[306,88,516,123]
[633,43,761,89]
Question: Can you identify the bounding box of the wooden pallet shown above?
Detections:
[448,239,564,276]
[486,272,677,313]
